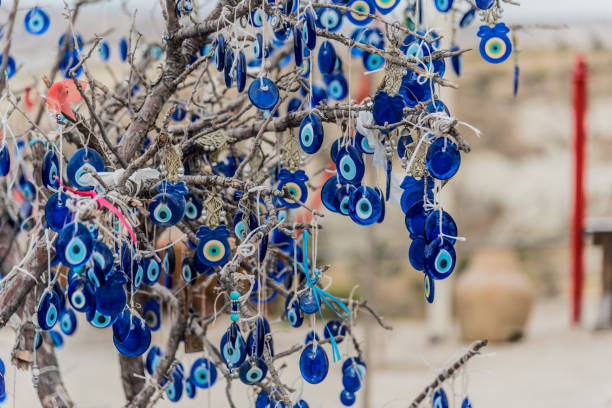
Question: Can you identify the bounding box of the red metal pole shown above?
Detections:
[571,55,587,325]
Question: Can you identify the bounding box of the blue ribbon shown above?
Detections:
[296,229,351,362]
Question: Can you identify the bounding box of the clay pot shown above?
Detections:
[455,248,534,342]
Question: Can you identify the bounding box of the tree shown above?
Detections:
[0,0,508,407]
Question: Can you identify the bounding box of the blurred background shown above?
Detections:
[2,0,612,407]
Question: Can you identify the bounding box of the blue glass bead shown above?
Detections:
[302,9,317,50]
[220,323,247,369]
[231,313,240,322]
[299,344,329,384]
[321,175,340,213]
[348,186,383,226]
[238,358,268,384]
[230,291,240,301]
[285,293,304,328]
[24,7,50,35]
[399,71,432,107]
[215,34,226,71]
[67,278,94,312]
[190,357,217,389]
[92,241,113,277]
[461,397,473,408]
[148,193,184,227]
[325,72,348,101]
[409,237,426,271]
[184,193,202,221]
[299,113,324,154]
[165,368,183,402]
[277,169,309,209]
[223,47,234,88]
[180,256,196,284]
[336,183,358,216]
[342,357,367,376]
[342,366,363,392]
[374,0,400,13]
[514,64,520,97]
[256,390,270,408]
[425,210,458,244]
[424,238,456,280]
[42,151,60,189]
[142,257,161,285]
[118,37,128,61]
[305,330,320,345]
[477,23,512,64]
[426,137,461,180]
[56,222,94,268]
[98,41,110,61]
[0,55,16,79]
[434,0,453,12]
[143,299,161,331]
[37,290,60,330]
[340,389,356,406]
[247,317,272,358]
[299,290,319,314]
[185,378,196,399]
[0,144,9,176]
[145,345,162,375]
[355,131,375,155]
[173,105,187,122]
[475,0,494,9]
[50,330,64,348]
[346,0,374,26]
[113,310,151,357]
[404,201,428,237]
[400,176,434,213]
[324,320,346,343]
[335,145,364,185]
[450,44,462,76]
[362,51,384,71]
[310,84,328,107]
[59,308,77,335]
[274,21,292,42]
[460,8,476,28]
[96,272,127,318]
[427,100,450,116]
[236,51,247,92]
[432,388,449,408]
[249,8,265,27]
[287,97,302,113]
[317,41,336,75]
[233,211,257,241]
[45,192,73,232]
[253,33,263,59]
[315,7,342,32]
[248,77,279,110]
[66,148,105,191]
[424,273,435,303]
[294,399,309,408]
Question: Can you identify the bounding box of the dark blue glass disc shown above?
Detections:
[299,344,329,384]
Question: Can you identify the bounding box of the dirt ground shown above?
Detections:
[0,296,609,408]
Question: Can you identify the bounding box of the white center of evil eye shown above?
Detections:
[339,156,357,180]
[88,269,100,288]
[247,367,263,382]
[284,182,302,200]
[46,304,58,326]
[356,197,373,219]
[485,37,506,58]
[235,222,247,240]
[203,240,225,262]
[154,203,172,223]
[71,291,85,307]
[75,163,96,186]
[185,202,197,218]
[351,1,371,20]
[300,123,314,147]
[148,260,160,280]
[194,368,209,383]
[223,342,241,364]
[340,197,350,215]
[321,10,339,28]
[435,249,453,273]
[65,237,87,265]
[182,265,192,281]
[406,43,424,59]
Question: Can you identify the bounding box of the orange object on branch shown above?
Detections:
[45,79,87,120]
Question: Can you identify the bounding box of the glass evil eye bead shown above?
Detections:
[67,278,94,312]
[346,0,374,26]
[336,184,357,216]
[299,113,324,154]
[145,345,162,375]
[190,358,217,389]
[215,34,226,71]
[248,77,279,110]
[0,55,16,80]
[315,7,342,32]
[405,200,428,237]
[45,192,73,232]
[450,44,462,76]
[42,150,60,189]
[299,289,319,314]
[321,175,340,213]
[148,193,184,227]
[324,72,348,101]
[180,256,196,284]
[112,311,152,357]
[461,397,473,408]
[0,143,9,176]
[59,308,77,335]
[142,257,161,285]
[424,273,435,304]
[246,317,272,358]
[95,273,128,317]
[424,210,458,244]
[335,145,365,185]
[343,365,363,392]
[236,51,247,92]
[185,378,196,399]
[223,47,234,88]
[37,290,60,330]
[301,9,317,50]
[66,148,105,191]
[409,237,426,271]
[362,50,384,72]
[233,211,257,241]
[426,137,461,180]
[374,0,401,14]
[24,7,50,35]
[56,222,94,268]
[324,320,346,343]
[285,293,304,328]
[434,0,453,12]
[196,225,231,267]
[239,358,268,385]
[184,193,202,221]
[119,37,128,61]
[425,238,456,280]
[432,388,449,408]
[165,368,184,402]
[372,91,406,132]
[98,41,110,61]
[143,298,161,331]
[249,7,265,27]
[299,343,329,384]
[276,169,309,209]
[317,41,336,75]
[221,323,247,369]
[355,132,375,155]
[293,27,304,67]
[477,23,512,64]
[475,0,495,9]
[340,389,356,406]
[348,186,383,226]
[253,33,263,60]
[460,8,476,28]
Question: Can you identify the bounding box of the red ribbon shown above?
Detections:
[55,177,137,244]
